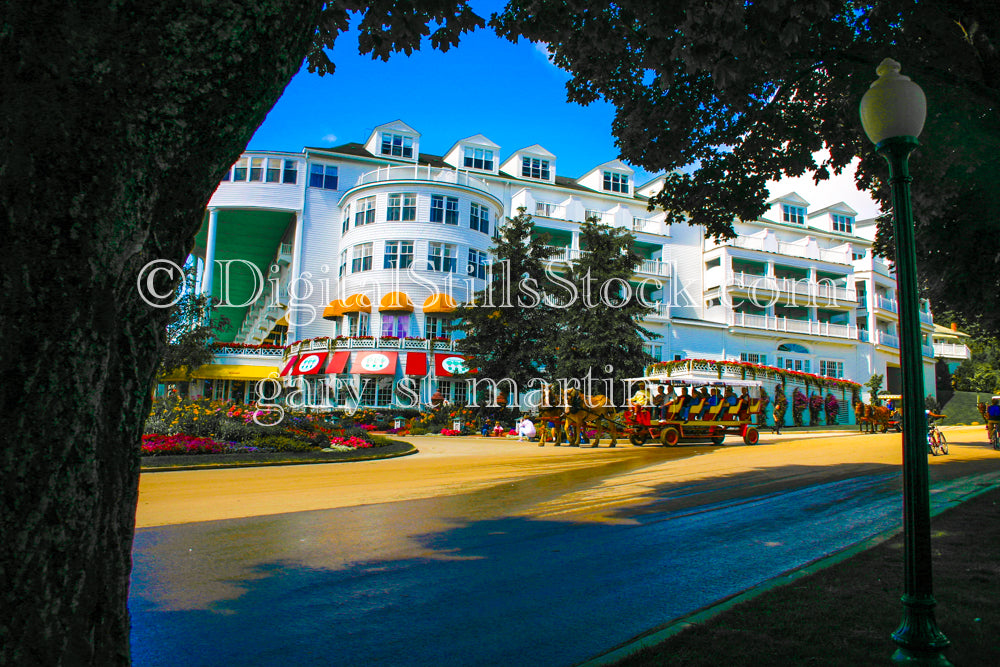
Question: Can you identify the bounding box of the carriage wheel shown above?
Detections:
[743,427,759,446]
[629,431,648,446]
[660,427,680,446]
[710,434,726,445]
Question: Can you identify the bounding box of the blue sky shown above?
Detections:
[246,5,662,185]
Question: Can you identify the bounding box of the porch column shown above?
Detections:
[202,207,219,297]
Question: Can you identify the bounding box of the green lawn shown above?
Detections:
[937,390,988,425]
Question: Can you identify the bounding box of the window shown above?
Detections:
[383,240,414,269]
[820,360,844,378]
[430,195,459,224]
[265,158,281,183]
[603,171,629,193]
[852,250,867,261]
[351,243,373,273]
[832,214,854,233]
[341,205,351,234]
[381,314,410,338]
[706,257,721,269]
[354,197,376,226]
[425,315,452,339]
[585,209,604,222]
[282,159,297,184]
[468,249,488,280]
[781,204,806,225]
[470,203,490,234]
[463,147,494,171]
[250,157,264,181]
[777,343,809,354]
[380,132,413,158]
[740,352,767,365]
[339,250,348,277]
[346,312,369,337]
[643,343,663,362]
[535,202,555,217]
[521,157,550,180]
[232,158,248,181]
[428,242,457,273]
[436,379,468,405]
[777,357,810,373]
[387,193,417,222]
[309,164,338,190]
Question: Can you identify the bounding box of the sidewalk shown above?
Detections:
[585,471,1000,666]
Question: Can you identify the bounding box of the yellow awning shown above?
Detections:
[323,300,347,319]
[380,291,414,312]
[423,293,458,313]
[342,293,372,313]
[275,314,288,326]
[159,364,280,382]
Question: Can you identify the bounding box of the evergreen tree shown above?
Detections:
[552,219,654,402]
[157,265,230,381]
[455,208,560,405]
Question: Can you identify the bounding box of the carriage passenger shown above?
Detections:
[698,388,720,419]
[673,387,692,421]
[652,385,668,420]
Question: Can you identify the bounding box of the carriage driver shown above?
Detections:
[630,385,651,419]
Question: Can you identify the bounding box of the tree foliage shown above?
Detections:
[551,220,654,392]
[455,209,559,399]
[951,334,1000,393]
[157,267,231,380]
[492,0,1000,333]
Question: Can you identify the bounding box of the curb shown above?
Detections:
[578,469,1000,667]
[140,443,418,473]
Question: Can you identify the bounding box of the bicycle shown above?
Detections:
[988,421,1000,451]
[927,418,948,456]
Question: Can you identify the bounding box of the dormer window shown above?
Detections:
[782,204,806,225]
[464,147,494,171]
[380,133,414,158]
[522,157,550,180]
[832,214,854,233]
[603,171,629,193]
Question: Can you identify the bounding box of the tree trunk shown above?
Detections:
[0,2,320,663]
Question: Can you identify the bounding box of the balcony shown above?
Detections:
[727,312,858,340]
[874,294,898,313]
[725,272,856,305]
[711,235,851,264]
[287,336,459,359]
[858,329,870,342]
[875,331,900,348]
[933,342,970,359]
[541,246,670,278]
[277,243,293,266]
[922,344,935,358]
[354,165,493,197]
[210,344,285,358]
[919,310,934,325]
[638,259,671,277]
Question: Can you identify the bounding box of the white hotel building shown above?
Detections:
[176,120,967,419]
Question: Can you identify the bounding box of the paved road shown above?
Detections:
[129,427,1000,666]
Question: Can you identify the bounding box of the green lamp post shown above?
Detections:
[859,59,950,665]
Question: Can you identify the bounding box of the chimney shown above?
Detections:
[951,322,958,332]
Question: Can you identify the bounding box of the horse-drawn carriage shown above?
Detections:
[620,372,764,447]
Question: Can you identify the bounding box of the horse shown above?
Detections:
[562,387,620,447]
[855,400,890,433]
[536,384,566,446]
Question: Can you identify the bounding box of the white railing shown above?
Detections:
[858,329,870,342]
[286,336,459,358]
[933,342,970,359]
[638,259,671,277]
[646,302,670,318]
[355,165,492,195]
[712,235,850,264]
[727,312,858,339]
[211,346,285,357]
[631,217,659,234]
[919,310,933,325]
[875,294,898,313]
[876,331,900,348]
[922,344,935,358]
[727,273,855,304]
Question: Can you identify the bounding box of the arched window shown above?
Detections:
[778,343,809,354]
[777,343,811,372]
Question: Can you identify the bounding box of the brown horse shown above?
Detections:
[562,387,620,447]
[855,400,890,433]
[537,384,566,446]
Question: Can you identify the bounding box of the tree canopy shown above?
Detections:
[492,0,1000,333]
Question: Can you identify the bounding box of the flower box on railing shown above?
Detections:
[403,337,428,349]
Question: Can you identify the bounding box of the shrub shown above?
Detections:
[251,435,321,452]
[368,435,394,447]
[409,426,428,435]
[343,427,373,442]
